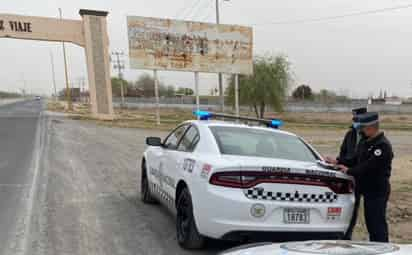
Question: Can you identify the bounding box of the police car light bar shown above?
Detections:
[193,110,284,129]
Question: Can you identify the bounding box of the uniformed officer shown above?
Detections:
[338,112,394,242]
[325,107,366,240]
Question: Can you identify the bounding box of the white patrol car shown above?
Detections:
[141,112,355,249]
[221,240,412,255]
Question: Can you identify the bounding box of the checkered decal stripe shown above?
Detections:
[150,183,174,204]
[245,189,338,203]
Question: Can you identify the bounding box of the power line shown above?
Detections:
[181,0,203,20]
[174,0,191,19]
[111,51,126,107]
[252,3,412,26]
[191,0,211,21]
[200,3,214,22]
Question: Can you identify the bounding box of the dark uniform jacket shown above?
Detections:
[337,127,360,167]
[347,132,394,196]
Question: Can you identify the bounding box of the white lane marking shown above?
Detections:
[5,111,44,255]
[0,184,31,188]
[22,111,43,255]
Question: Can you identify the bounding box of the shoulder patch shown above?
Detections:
[374,149,382,156]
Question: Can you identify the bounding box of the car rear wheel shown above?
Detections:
[141,161,157,204]
[176,187,205,249]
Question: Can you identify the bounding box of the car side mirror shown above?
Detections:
[146,137,162,147]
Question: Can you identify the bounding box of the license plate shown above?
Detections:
[283,208,310,224]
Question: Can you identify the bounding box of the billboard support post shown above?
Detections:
[153,69,160,125]
[194,71,200,120]
[235,74,239,117]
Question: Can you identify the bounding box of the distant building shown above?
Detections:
[384,96,402,105]
[369,90,403,105]
[368,98,385,105]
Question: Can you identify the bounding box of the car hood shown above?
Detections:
[221,240,412,255]
[215,155,350,180]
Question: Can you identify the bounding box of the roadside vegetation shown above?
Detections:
[0,91,21,98]
[226,54,292,118]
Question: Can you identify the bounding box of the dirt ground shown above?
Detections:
[41,102,412,250]
[29,113,234,255]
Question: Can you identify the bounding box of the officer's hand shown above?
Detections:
[337,164,349,173]
[325,156,338,165]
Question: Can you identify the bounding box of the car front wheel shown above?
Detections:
[141,161,157,204]
[176,187,205,249]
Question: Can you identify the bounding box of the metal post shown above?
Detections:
[215,0,220,24]
[119,73,125,106]
[235,74,239,117]
[194,72,200,119]
[111,51,125,107]
[59,8,72,111]
[153,70,160,125]
[49,51,57,101]
[216,0,225,112]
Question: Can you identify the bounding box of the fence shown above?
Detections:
[112,97,412,114]
[368,104,412,114]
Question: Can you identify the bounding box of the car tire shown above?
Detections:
[141,161,157,204]
[176,187,205,249]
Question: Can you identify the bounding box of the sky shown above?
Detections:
[1,0,412,98]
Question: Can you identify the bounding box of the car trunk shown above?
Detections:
[211,155,353,204]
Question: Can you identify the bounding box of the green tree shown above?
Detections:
[226,55,292,118]
[0,91,21,98]
[134,73,170,97]
[111,77,129,97]
[315,89,337,104]
[176,87,194,96]
[135,74,155,97]
[292,84,314,101]
[166,85,176,97]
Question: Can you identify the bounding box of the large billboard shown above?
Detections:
[127,16,253,75]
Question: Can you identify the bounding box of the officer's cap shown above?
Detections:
[357,112,379,127]
[352,107,367,115]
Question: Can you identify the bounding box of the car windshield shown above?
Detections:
[209,126,319,162]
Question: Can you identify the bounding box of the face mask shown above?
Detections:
[353,122,361,130]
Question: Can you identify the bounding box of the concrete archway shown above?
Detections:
[0,9,114,119]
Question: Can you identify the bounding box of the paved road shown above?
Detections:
[0,100,43,254]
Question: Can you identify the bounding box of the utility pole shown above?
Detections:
[20,73,27,98]
[410,81,412,99]
[111,51,126,107]
[49,50,57,101]
[58,8,72,110]
[215,0,229,112]
[77,77,85,103]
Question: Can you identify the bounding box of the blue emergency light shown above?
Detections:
[193,110,213,120]
[269,119,284,129]
[193,110,284,129]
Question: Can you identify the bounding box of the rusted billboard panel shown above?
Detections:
[127,16,253,75]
